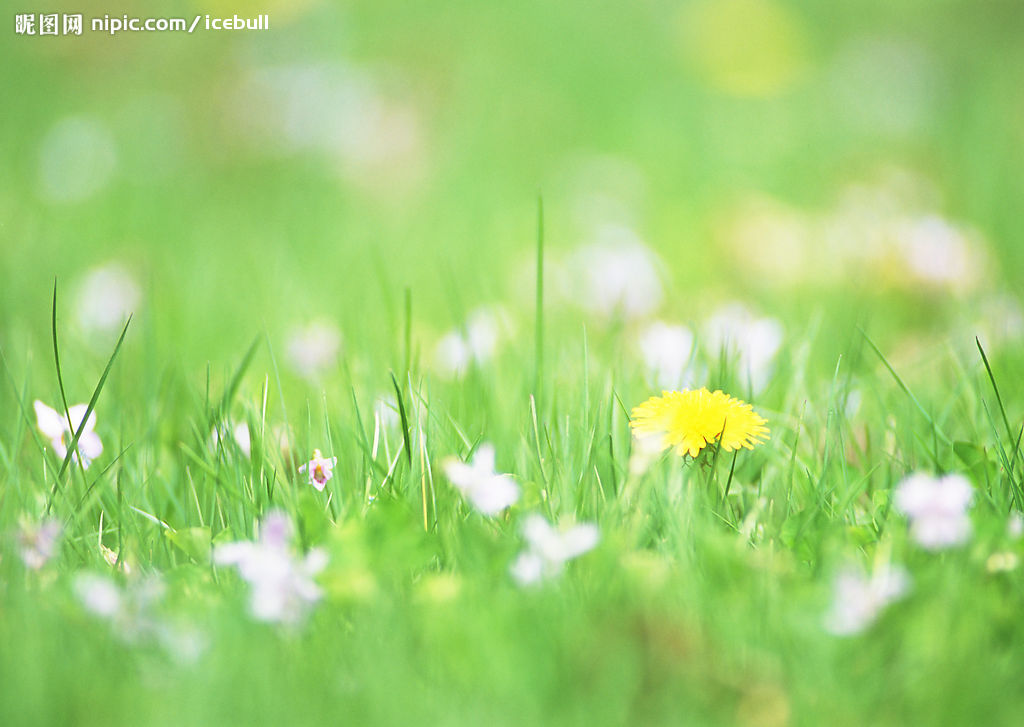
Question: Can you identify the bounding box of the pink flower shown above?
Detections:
[214,511,327,624]
[298,449,337,491]
[18,518,61,570]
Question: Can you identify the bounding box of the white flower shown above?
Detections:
[75,574,123,618]
[825,564,910,636]
[1009,512,1024,540]
[703,303,783,393]
[73,262,140,336]
[210,421,252,457]
[17,518,62,570]
[214,510,327,624]
[432,307,508,378]
[74,573,165,641]
[442,443,520,515]
[298,449,337,491]
[628,432,667,478]
[286,321,341,379]
[894,472,973,550]
[34,400,103,469]
[570,225,662,319]
[895,215,984,293]
[637,321,696,390]
[510,514,599,585]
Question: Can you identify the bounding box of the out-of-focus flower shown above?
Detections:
[1008,512,1024,540]
[298,449,337,491]
[73,262,140,336]
[232,63,426,194]
[568,225,663,320]
[74,573,166,641]
[432,307,508,378]
[628,432,667,478]
[17,518,61,570]
[825,564,910,635]
[213,510,327,624]
[511,515,599,585]
[630,388,769,458]
[374,395,400,431]
[677,0,808,97]
[894,473,973,550]
[442,443,520,515]
[34,400,103,469]
[987,552,1019,574]
[37,115,117,203]
[286,321,341,379]
[211,421,252,458]
[720,196,813,286]
[75,574,123,618]
[704,303,783,393]
[637,322,696,390]
[894,215,985,293]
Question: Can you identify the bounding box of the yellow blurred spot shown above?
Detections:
[736,683,791,727]
[677,0,809,97]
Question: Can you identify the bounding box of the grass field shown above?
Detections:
[3,1,1024,724]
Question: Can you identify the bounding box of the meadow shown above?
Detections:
[3,0,1024,724]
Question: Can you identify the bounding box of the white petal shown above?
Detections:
[510,552,544,585]
[473,443,496,475]
[34,400,66,440]
[468,474,520,514]
[558,523,600,561]
[442,458,474,491]
[78,431,104,460]
[66,403,96,434]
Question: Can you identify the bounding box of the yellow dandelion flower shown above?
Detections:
[630,388,769,458]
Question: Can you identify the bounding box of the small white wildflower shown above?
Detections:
[628,432,666,478]
[442,443,520,515]
[73,262,140,336]
[1009,512,1024,540]
[298,449,337,491]
[570,225,663,319]
[211,421,252,457]
[74,574,123,618]
[825,564,910,636]
[432,307,508,378]
[703,303,783,393]
[34,400,103,469]
[17,518,62,571]
[637,322,696,390]
[74,573,165,641]
[286,321,341,379]
[895,215,984,293]
[894,472,973,550]
[214,510,327,624]
[511,514,599,585]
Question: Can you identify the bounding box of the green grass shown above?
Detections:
[3,0,1024,724]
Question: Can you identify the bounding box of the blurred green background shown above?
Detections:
[3,0,1023,377]
[4,3,1024,726]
